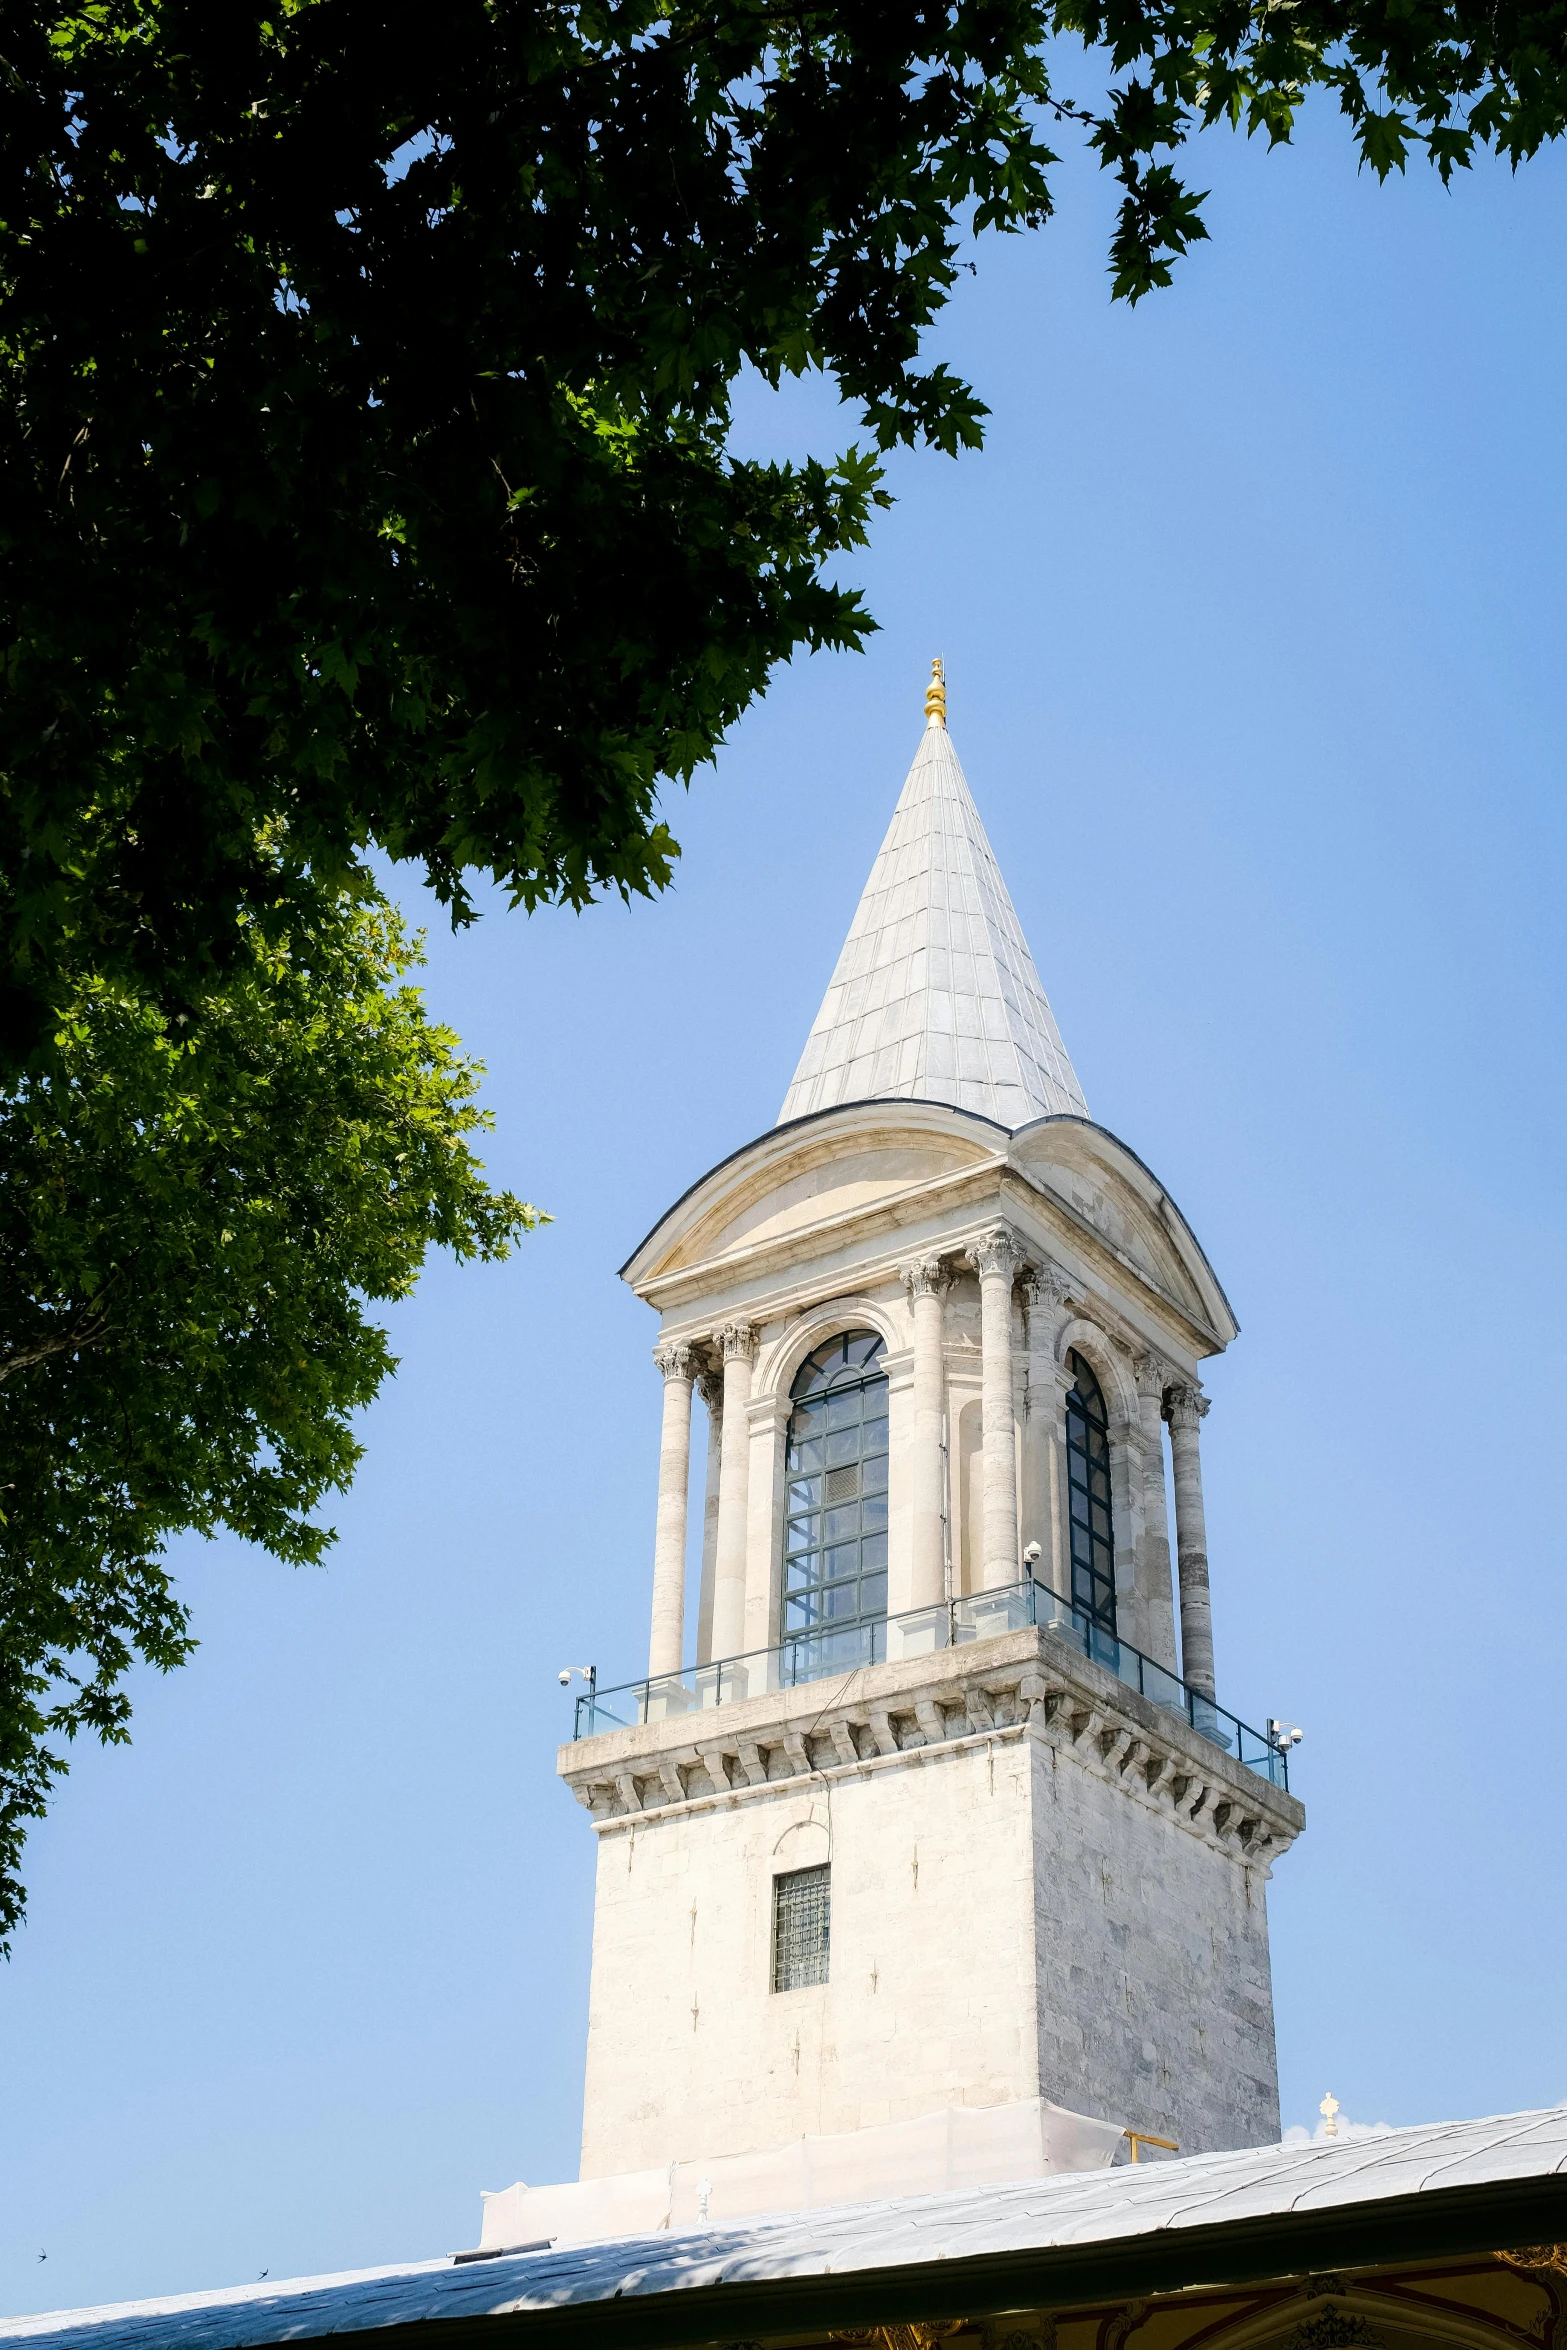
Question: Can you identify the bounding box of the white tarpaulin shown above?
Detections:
[478,2097,1127,2251]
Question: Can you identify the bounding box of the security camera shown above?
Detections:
[558,1670,572,1686]
[1023,1542,1043,1563]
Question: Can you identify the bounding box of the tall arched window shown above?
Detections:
[783,1331,889,1673]
[1065,1350,1117,1636]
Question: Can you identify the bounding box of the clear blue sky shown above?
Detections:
[4,104,1565,2320]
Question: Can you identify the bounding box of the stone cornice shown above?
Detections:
[635,1159,1224,1364]
[649,1223,1202,1399]
[558,1624,1302,1868]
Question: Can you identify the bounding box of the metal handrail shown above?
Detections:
[570,1575,1292,1791]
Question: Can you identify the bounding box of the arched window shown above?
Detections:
[1065,1349,1116,1636]
[783,1331,889,1673]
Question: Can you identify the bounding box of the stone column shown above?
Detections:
[1134,1354,1179,1675]
[695,1368,723,1666]
[743,1391,789,1656]
[710,1322,758,1664]
[648,1342,695,1679]
[1027,1264,1072,1602]
[1165,1382,1215,1699]
[967,1227,1024,1590]
[901,1257,950,1612]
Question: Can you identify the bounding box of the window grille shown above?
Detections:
[1065,1349,1117,1635]
[783,1331,889,1679]
[772,1863,830,1991]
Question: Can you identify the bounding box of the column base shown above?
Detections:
[643,1680,695,1723]
[886,1605,950,1661]
[694,1659,753,1708]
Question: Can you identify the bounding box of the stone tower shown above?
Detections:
[559,664,1303,2182]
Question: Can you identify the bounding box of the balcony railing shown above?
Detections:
[570,1576,1292,1790]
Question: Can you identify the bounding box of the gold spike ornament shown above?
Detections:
[924,656,947,725]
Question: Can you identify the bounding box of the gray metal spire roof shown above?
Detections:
[779,701,1088,1131]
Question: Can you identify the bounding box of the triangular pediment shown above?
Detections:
[620,1105,1006,1290]
[1008,1118,1237,1343]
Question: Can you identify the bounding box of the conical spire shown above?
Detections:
[779,671,1088,1130]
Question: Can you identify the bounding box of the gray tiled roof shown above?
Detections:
[779,719,1089,1130]
[8,2106,1565,2350]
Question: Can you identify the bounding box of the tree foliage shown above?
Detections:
[0,871,538,1945]
[0,0,1560,1932]
[6,0,1559,1062]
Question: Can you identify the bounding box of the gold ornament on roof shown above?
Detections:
[833,2324,963,2350]
[1496,2246,1567,2276]
[1319,2092,1340,2138]
[924,657,947,725]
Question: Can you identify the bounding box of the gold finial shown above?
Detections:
[1319,2092,1340,2139]
[924,657,947,726]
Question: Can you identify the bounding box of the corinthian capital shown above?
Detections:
[652,1340,696,1382]
[1163,1381,1210,1430]
[966,1226,1026,1284]
[1133,1350,1176,1402]
[696,1368,724,1417]
[900,1255,950,1302]
[1028,1259,1072,1312]
[716,1319,760,1365]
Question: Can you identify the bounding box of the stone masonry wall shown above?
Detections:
[1029,1736,1281,2154]
[575,1661,1287,2177]
[579,1736,1039,2177]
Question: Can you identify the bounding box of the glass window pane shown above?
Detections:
[1064,1370,1116,1636]
[772,1864,830,1991]
[778,1333,891,1658]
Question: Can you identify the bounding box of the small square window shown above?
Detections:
[772,1863,830,1991]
